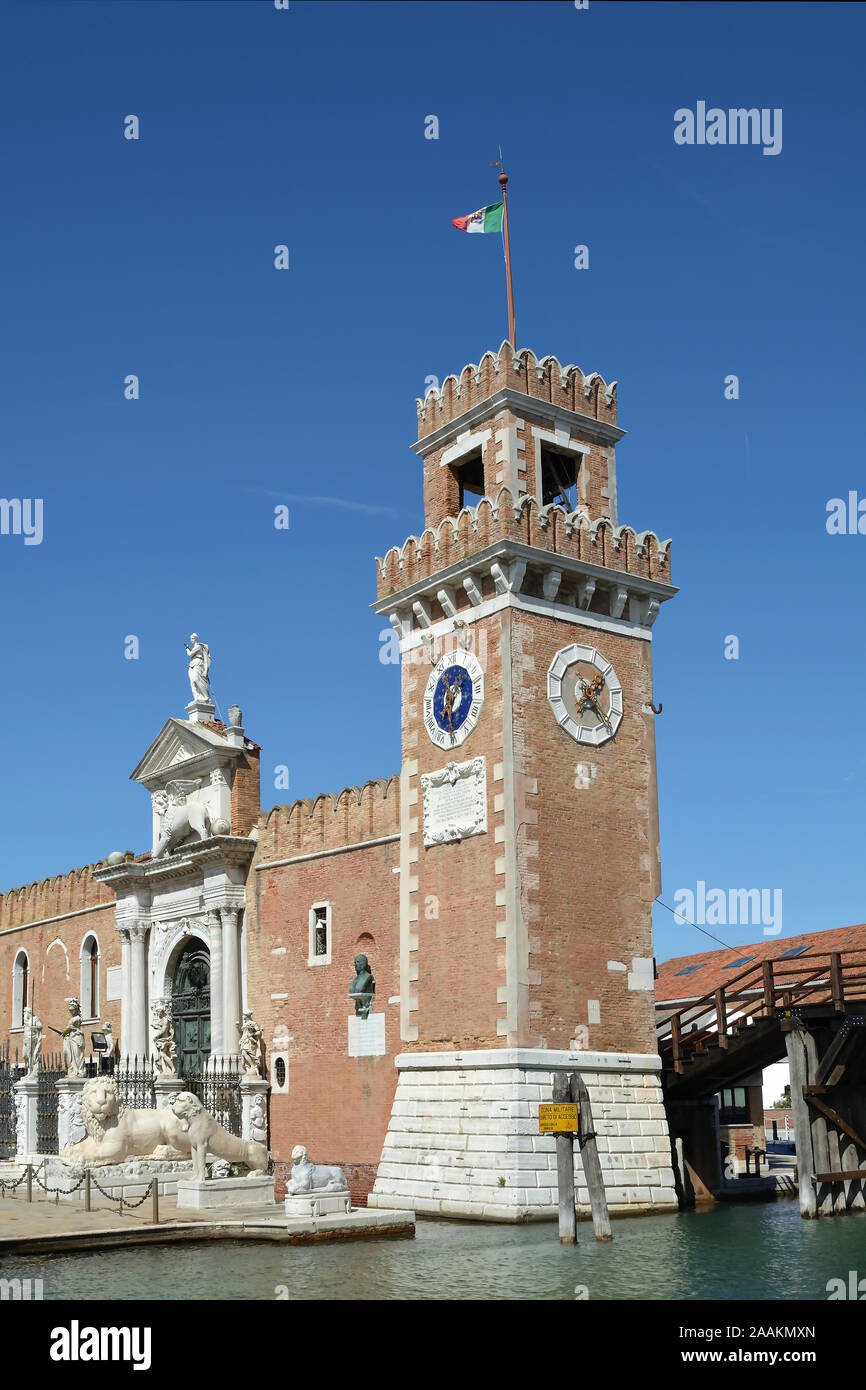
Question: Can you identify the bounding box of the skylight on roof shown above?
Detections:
[674,965,699,976]
[779,946,808,960]
[725,956,755,969]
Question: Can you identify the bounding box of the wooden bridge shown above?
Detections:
[656,947,866,1217]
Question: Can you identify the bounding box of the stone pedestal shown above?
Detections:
[240,1076,269,1145]
[368,1047,679,1221]
[56,1076,87,1151]
[13,1075,38,1158]
[153,1075,185,1110]
[185,698,216,724]
[284,1190,352,1218]
[176,1174,276,1210]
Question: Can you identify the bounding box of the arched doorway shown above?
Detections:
[171,940,211,1075]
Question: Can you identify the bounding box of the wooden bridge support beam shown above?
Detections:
[785,1026,817,1217]
[803,1031,835,1216]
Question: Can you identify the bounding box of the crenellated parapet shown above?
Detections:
[0,862,118,932]
[417,342,617,436]
[255,776,401,863]
[377,488,671,598]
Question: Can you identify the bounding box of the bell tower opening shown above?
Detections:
[451,449,485,510]
[540,444,579,510]
[170,940,211,1075]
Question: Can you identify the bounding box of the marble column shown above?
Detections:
[208,910,224,1063]
[117,926,131,1060]
[13,1075,39,1158]
[221,907,240,1058]
[127,922,150,1064]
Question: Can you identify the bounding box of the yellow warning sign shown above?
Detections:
[538,1103,579,1134]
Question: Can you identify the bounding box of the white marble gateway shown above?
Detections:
[368,1048,678,1221]
[421,757,487,847]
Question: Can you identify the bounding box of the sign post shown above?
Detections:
[549,1072,579,1244]
[543,1071,612,1245]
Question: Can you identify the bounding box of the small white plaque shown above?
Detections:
[421,756,487,847]
[348,1012,386,1058]
[105,966,122,1002]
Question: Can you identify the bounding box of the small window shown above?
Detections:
[81,935,100,1019]
[725,956,755,969]
[674,965,699,977]
[779,946,808,960]
[275,1057,286,1087]
[12,951,29,1028]
[308,902,332,966]
[452,450,485,511]
[540,446,579,510]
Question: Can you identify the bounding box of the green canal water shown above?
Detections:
[3,1198,866,1300]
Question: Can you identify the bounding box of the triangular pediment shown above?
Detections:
[130,719,237,786]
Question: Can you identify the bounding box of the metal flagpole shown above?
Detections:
[496,157,516,348]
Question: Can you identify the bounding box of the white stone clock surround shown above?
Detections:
[547,642,623,746]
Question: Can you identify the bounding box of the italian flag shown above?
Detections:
[451,201,503,234]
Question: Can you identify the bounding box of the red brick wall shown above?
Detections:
[230,747,261,836]
[402,619,505,1050]
[514,608,661,1054]
[0,865,120,1057]
[246,825,401,1171]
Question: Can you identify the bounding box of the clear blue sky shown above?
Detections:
[1,0,864,966]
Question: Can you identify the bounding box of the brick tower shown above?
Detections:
[368,343,680,1219]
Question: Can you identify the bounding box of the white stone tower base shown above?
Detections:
[367,1049,678,1221]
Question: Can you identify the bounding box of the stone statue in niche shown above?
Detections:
[285,1145,348,1194]
[62,998,86,1077]
[152,998,177,1078]
[349,954,375,1019]
[249,1092,267,1146]
[22,1006,43,1075]
[238,1011,264,1077]
[185,633,212,703]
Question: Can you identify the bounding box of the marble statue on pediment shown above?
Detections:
[239,1010,265,1078]
[22,1006,43,1076]
[62,998,86,1077]
[186,634,212,704]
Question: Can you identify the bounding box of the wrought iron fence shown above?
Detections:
[0,1044,19,1159]
[36,1053,63,1155]
[115,1058,156,1111]
[183,1057,243,1136]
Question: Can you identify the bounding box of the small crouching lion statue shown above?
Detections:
[285,1144,348,1194]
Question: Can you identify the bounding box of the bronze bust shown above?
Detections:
[349,954,375,1018]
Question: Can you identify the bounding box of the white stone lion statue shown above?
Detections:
[285,1144,348,1194]
[171,1091,268,1180]
[59,1077,268,1181]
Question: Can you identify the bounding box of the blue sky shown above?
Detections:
[0,0,864,965]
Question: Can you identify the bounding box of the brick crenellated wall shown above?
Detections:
[376,490,671,604]
[0,862,122,1054]
[254,777,400,863]
[415,343,618,439]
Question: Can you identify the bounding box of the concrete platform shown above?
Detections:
[0,1190,414,1254]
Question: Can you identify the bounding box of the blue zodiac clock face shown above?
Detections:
[423,648,484,749]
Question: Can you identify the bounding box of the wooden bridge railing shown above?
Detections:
[657,949,866,1074]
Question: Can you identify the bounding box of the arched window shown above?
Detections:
[80,935,100,1019]
[12,950,29,1028]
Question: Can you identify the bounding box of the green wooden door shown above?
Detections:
[171,942,211,1076]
